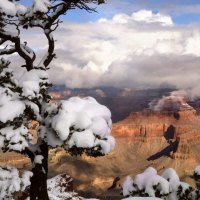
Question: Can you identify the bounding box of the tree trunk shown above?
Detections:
[30,142,49,200]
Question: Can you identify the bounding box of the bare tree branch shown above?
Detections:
[0,47,16,55]
[0,31,35,71]
[39,30,56,68]
[0,0,103,71]
[0,39,6,45]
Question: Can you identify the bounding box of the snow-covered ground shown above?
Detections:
[46,174,163,200]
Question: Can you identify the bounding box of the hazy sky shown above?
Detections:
[9,1,200,97]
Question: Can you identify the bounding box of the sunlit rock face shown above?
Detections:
[112,98,200,170]
[113,98,198,139]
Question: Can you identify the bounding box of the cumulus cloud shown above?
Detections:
[131,10,173,26]
[7,10,200,98]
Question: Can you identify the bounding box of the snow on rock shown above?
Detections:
[47,174,73,193]
[0,168,93,200]
[0,166,32,199]
[47,173,84,200]
[46,96,115,155]
[47,174,101,200]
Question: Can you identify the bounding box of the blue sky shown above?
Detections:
[20,0,200,24]
[61,0,200,24]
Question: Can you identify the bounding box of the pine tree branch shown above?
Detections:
[0,31,35,71]
[0,47,16,55]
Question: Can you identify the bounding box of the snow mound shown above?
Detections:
[47,174,97,200]
[47,174,73,194]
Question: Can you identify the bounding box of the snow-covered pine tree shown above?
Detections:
[0,1,115,199]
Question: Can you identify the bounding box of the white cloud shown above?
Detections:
[131,10,173,26]
[103,10,173,26]
[184,31,200,56]
[7,10,200,96]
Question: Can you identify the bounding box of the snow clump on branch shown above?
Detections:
[43,96,115,156]
[0,166,32,199]
[0,0,51,17]
[0,59,51,152]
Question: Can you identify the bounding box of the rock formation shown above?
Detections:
[113,98,200,161]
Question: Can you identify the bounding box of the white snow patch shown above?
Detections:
[34,155,44,164]
[33,0,51,13]
[0,0,16,16]
[122,176,135,197]
[162,168,180,183]
[68,129,96,148]
[19,69,49,99]
[194,165,200,176]
[0,166,32,199]
[0,88,26,123]
[0,125,31,151]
